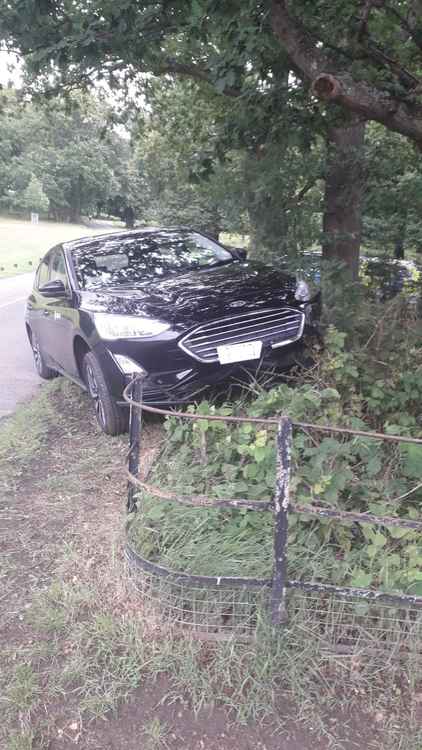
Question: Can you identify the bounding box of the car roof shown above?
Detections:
[63,225,194,253]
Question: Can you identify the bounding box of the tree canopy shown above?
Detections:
[2,1,422,146]
[2,1,422,273]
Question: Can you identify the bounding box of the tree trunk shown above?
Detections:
[204,218,221,241]
[322,118,365,280]
[394,237,405,260]
[69,176,82,223]
[394,215,407,259]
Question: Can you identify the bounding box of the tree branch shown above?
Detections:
[290,178,319,206]
[152,59,242,98]
[270,0,422,148]
[386,3,422,53]
[363,39,420,90]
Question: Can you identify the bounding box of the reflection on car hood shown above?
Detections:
[79,261,298,327]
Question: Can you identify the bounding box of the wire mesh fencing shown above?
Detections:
[126,550,270,638]
[123,375,422,649]
[286,591,422,657]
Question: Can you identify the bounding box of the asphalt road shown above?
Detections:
[0,273,43,420]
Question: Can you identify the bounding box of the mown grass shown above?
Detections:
[219,231,250,249]
[0,216,119,277]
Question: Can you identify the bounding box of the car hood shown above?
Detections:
[79,261,299,328]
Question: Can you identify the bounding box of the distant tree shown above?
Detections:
[21,174,49,215]
[0,89,131,222]
[123,205,135,228]
[363,125,422,259]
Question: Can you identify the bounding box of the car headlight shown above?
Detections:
[295,279,311,302]
[93,313,170,340]
[112,354,147,374]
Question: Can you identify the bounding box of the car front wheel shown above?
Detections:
[30,330,57,380]
[82,351,128,435]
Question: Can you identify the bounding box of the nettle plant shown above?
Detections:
[137,306,422,595]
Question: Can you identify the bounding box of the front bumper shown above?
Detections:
[93,336,314,407]
[91,299,320,407]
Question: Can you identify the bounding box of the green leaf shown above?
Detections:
[253,446,269,463]
[197,419,209,432]
[387,554,401,568]
[146,506,164,521]
[243,462,258,479]
[389,527,413,539]
[351,572,373,588]
[407,581,422,596]
[254,430,268,447]
[373,532,387,548]
[401,444,422,479]
[366,456,382,477]
[320,387,341,400]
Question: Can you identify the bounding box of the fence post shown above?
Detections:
[271,417,292,625]
[127,376,143,513]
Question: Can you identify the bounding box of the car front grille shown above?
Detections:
[178,307,305,363]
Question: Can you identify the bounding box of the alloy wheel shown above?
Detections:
[32,336,42,374]
[85,363,106,428]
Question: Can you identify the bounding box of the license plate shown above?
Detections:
[217,340,263,365]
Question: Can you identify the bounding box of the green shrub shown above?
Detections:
[129,300,422,595]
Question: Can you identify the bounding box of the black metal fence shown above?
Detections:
[124,376,422,645]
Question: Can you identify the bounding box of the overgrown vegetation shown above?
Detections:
[130,297,422,596]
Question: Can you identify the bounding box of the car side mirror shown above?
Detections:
[39,279,67,297]
[229,247,248,261]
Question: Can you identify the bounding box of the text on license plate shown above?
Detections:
[217,340,263,365]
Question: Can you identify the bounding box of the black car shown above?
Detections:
[26,228,320,434]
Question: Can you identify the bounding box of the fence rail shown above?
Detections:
[124,390,422,445]
[123,376,422,638]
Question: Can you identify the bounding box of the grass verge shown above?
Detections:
[0,379,62,492]
[0,380,421,750]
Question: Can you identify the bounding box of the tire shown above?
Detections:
[82,351,128,435]
[30,330,58,380]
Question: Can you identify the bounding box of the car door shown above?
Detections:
[27,252,52,350]
[40,247,78,375]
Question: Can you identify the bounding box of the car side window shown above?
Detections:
[49,248,69,290]
[36,257,50,289]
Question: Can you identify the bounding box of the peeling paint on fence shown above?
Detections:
[271,418,292,625]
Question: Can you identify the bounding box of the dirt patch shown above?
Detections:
[42,676,317,750]
[76,679,327,750]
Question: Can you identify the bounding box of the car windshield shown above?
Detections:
[71,230,233,290]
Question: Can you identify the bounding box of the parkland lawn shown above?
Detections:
[0,216,120,278]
